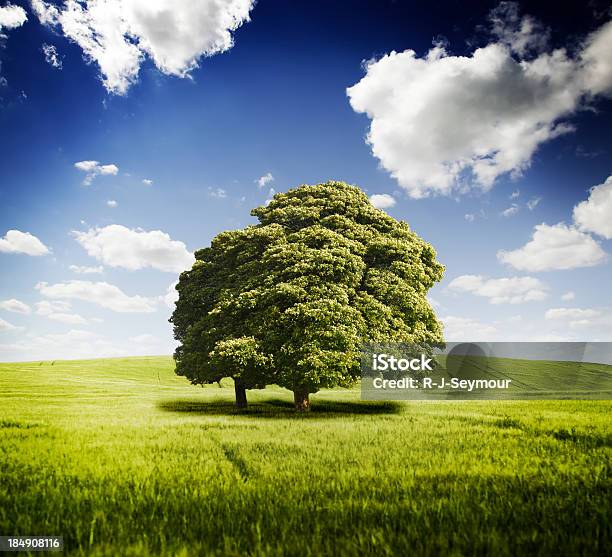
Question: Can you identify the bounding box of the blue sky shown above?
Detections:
[0,0,611,360]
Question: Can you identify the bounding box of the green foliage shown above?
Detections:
[171,181,445,395]
[0,357,610,556]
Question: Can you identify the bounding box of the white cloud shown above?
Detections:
[106,199,118,208]
[74,160,99,172]
[208,187,227,199]
[447,274,548,304]
[509,189,520,199]
[142,178,153,186]
[0,2,26,86]
[488,1,550,56]
[0,317,19,332]
[464,213,475,222]
[561,291,575,301]
[35,300,86,325]
[42,43,62,69]
[500,174,611,272]
[31,0,255,95]
[47,313,87,325]
[441,315,498,341]
[163,280,179,308]
[74,160,119,185]
[69,264,103,274]
[545,307,601,321]
[573,175,612,239]
[257,172,274,189]
[498,222,607,271]
[369,193,396,210]
[526,196,542,210]
[36,280,157,313]
[544,306,612,332]
[0,4,27,35]
[35,300,71,314]
[0,299,31,314]
[501,204,519,217]
[73,224,194,273]
[347,7,612,197]
[0,230,50,256]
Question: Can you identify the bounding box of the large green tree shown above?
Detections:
[171,181,444,410]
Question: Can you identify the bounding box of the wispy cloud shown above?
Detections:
[42,43,62,69]
[257,172,274,189]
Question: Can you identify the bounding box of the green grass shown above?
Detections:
[0,356,610,556]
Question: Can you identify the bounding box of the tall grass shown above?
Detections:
[0,357,610,555]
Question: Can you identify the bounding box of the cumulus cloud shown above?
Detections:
[36,280,157,313]
[257,172,274,189]
[573,175,612,239]
[0,317,19,332]
[106,199,118,208]
[69,264,103,274]
[498,222,607,271]
[369,193,396,210]
[0,230,50,256]
[42,43,62,69]
[31,0,255,95]
[35,300,86,325]
[0,3,27,36]
[74,160,119,185]
[561,291,575,301]
[0,299,31,314]
[142,178,153,186]
[347,5,612,197]
[447,274,548,304]
[500,175,610,272]
[464,213,475,222]
[73,224,194,272]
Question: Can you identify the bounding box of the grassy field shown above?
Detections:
[0,356,610,556]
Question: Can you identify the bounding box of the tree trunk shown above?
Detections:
[234,377,247,409]
[293,388,310,412]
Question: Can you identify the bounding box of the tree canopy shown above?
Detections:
[171,181,444,410]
